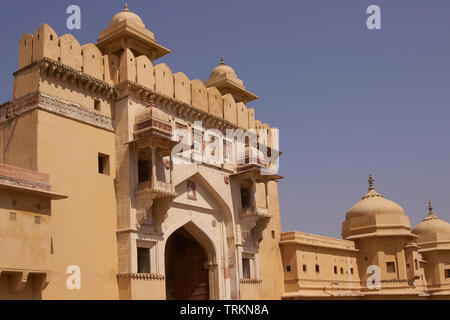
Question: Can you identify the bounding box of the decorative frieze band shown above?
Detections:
[0,174,51,192]
[240,279,263,284]
[39,94,114,131]
[117,273,166,280]
[0,93,114,132]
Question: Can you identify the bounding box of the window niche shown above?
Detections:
[98,153,110,175]
[94,99,101,111]
[187,180,197,200]
[240,179,254,214]
[137,149,152,185]
[386,262,396,273]
[242,258,251,279]
[445,269,450,279]
[242,253,256,280]
[136,240,156,274]
[137,247,150,274]
[138,160,151,183]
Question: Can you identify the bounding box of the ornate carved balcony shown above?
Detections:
[240,206,273,219]
[133,103,172,142]
[237,153,267,172]
[234,146,282,182]
[136,180,175,199]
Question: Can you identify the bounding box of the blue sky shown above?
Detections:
[1,0,449,238]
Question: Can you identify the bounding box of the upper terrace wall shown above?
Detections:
[17,24,271,133]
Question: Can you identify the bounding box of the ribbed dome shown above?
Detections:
[346,175,405,219]
[109,3,145,28]
[412,201,450,236]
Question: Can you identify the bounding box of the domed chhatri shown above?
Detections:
[109,3,145,28]
[412,201,450,237]
[210,57,239,83]
[342,174,413,239]
[204,57,258,103]
[345,174,405,219]
[97,3,171,60]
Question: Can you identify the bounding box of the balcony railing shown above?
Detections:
[240,206,273,219]
[137,180,175,198]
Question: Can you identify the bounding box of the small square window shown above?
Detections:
[35,216,41,224]
[334,266,338,274]
[302,265,307,272]
[94,99,101,111]
[137,247,150,274]
[350,268,354,275]
[386,262,396,273]
[340,267,344,274]
[271,230,276,239]
[286,265,291,272]
[445,269,450,279]
[315,264,320,273]
[98,153,110,175]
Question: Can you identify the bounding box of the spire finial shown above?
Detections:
[219,56,225,65]
[428,200,433,215]
[124,2,129,11]
[368,173,375,191]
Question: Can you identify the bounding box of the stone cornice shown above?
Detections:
[116,80,243,132]
[0,174,51,192]
[14,58,116,99]
[0,92,114,132]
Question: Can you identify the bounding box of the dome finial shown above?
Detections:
[219,56,225,66]
[428,200,434,215]
[368,173,375,191]
[124,2,129,12]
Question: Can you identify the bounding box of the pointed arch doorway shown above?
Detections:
[165,227,210,300]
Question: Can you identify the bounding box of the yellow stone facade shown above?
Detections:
[0,6,449,300]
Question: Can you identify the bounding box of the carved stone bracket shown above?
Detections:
[10,272,29,293]
[33,273,51,292]
[251,215,271,243]
[240,207,272,246]
[135,192,154,230]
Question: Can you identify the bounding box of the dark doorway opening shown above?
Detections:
[165,227,210,300]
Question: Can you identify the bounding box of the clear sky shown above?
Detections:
[1,0,449,238]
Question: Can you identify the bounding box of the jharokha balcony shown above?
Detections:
[137,179,175,199]
[133,100,173,142]
[235,144,281,179]
[240,206,273,219]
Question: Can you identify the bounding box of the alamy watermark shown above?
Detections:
[171,121,280,175]
[66,5,81,30]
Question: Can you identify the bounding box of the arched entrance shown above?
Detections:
[165,227,210,300]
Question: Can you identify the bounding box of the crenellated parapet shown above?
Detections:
[16,23,275,136]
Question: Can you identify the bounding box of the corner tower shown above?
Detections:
[342,174,426,296]
[97,3,170,61]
